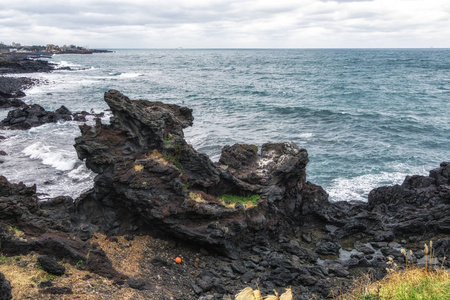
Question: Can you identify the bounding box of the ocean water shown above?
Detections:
[0,49,449,201]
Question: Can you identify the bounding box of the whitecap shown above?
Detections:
[55,60,82,69]
[118,72,143,79]
[22,142,77,171]
[298,132,313,139]
[68,164,94,181]
[326,171,409,202]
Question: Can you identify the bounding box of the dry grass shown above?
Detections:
[232,286,293,300]
[93,233,148,277]
[0,253,142,300]
[189,192,208,204]
[143,149,168,165]
[0,233,158,300]
[8,225,25,239]
[335,241,450,300]
[0,254,48,299]
[134,164,144,172]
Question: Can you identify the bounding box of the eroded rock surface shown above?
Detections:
[0,272,12,300]
[0,89,448,299]
[0,76,35,108]
[73,90,326,255]
[0,176,126,281]
[0,104,72,129]
[0,55,54,74]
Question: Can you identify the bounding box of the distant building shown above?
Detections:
[46,44,59,52]
[11,42,21,48]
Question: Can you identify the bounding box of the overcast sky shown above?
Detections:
[1,0,449,48]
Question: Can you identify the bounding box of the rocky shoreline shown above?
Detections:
[0,53,57,75]
[0,53,57,110]
[0,76,36,109]
[0,88,448,299]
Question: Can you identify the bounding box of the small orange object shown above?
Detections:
[175,257,182,264]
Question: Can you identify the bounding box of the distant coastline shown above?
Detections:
[0,41,113,56]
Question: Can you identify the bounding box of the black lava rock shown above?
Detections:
[0,272,12,300]
[37,255,66,276]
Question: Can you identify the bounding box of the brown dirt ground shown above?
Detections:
[0,233,231,300]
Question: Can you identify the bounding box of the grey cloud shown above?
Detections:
[319,0,373,2]
[3,0,300,28]
[1,0,449,48]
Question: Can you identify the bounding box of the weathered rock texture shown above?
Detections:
[0,176,126,281]
[367,162,450,241]
[0,89,448,299]
[0,76,35,108]
[37,255,66,276]
[0,104,72,129]
[0,55,54,74]
[73,90,326,255]
[0,272,12,300]
[71,90,449,298]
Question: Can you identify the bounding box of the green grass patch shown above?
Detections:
[163,153,182,169]
[0,256,11,263]
[375,271,449,300]
[336,241,450,300]
[162,142,184,169]
[219,194,260,206]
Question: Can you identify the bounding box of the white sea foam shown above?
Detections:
[326,169,423,202]
[68,164,93,180]
[58,60,80,67]
[56,60,82,69]
[298,132,313,139]
[22,142,77,171]
[117,72,143,78]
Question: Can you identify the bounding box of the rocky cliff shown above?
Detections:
[73,90,330,256]
[0,90,448,299]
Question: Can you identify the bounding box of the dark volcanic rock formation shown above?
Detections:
[0,176,126,281]
[70,90,449,298]
[73,90,325,255]
[73,91,450,255]
[0,104,72,129]
[0,55,54,74]
[1,89,448,299]
[37,255,66,276]
[0,77,34,98]
[367,162,450,241]
[0,76,35,108]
